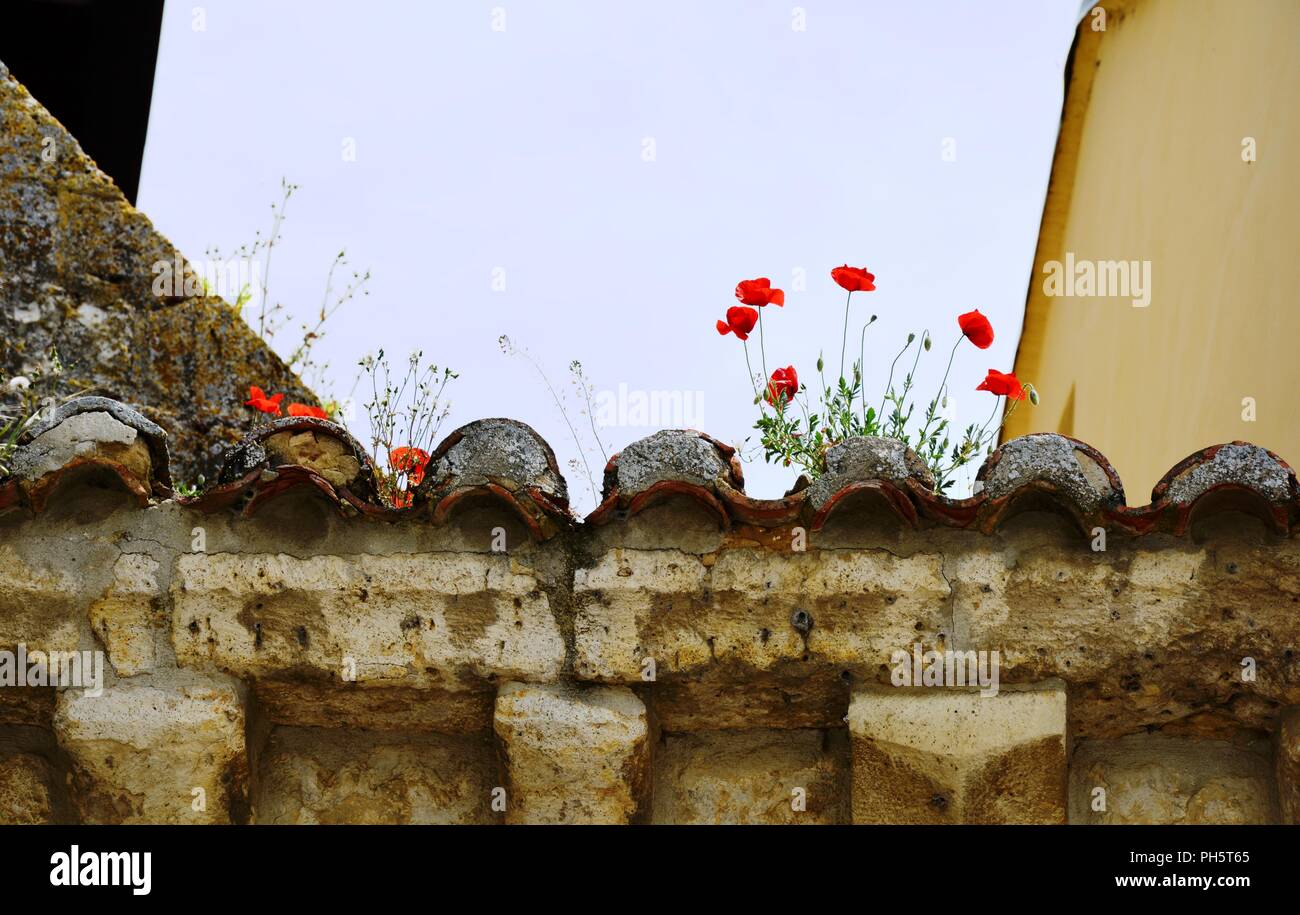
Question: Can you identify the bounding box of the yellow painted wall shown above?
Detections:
[1007,0,1300,502]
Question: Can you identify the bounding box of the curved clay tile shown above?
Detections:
[0,478,18,514]
[202,415,382,516]
[587,429,743,528]
[973,433,1124,534]
[8,396,172,512]
[1147,442,1297,535]
[719,489,805,527]
[805,436,933,531]
[419,418,571,538]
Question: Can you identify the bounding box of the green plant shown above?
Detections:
[359,350,457,507]
[173,477,206,499]
[208,178,371,401]
[722,268,1038,493]
[498,335,609,505]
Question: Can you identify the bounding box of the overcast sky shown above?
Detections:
[139,0,1083,511]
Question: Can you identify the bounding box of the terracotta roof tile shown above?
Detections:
[187,415,382,518]
[419,418,572,539]
[5,396,170,512]
[589,429,743,528]
[3,397,1297,538]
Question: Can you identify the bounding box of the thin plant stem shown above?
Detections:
[976,396,1002,440]
[818,350,828,411]
[578,379,608,464]
[937,335,963,402]
[879,336,913,423]
[890,332,927,438]
[838,290,852,379]
[916,334,963,451]
[510,342,598,504]
[984,397,1021,442]
[857,315,877,426]
[258,179,294,339]
[742,340,760,400]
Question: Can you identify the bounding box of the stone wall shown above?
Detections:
[0,405,1296,824]
[0,58,318,485]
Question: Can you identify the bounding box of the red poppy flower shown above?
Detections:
[831,265,876,293]
[390,446,431,487]
[957,310,994,349]
[287,403,328,419]
[716,305,759,341]
[392,490,413,509]
[764,366,799,408]
[976,369,1025,401]
[735,277,785,308]
[244,385,284,415]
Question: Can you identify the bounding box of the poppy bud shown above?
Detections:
[1027,384,1040,405]
[923,333,932,352]
[907,333,915,344]
[817,354,824,373]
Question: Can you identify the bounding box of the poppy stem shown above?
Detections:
[976,395,1002,442]
[858,315,877,428]
[742,340,760,400]
[757,309,770,389]
[917,335,963,453]
[839,290,852,380]
[986,397,1020,444]
[938,335,963,403]
[879,336,913,429]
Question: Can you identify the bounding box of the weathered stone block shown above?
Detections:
[948,535,1300,739]
[0,752,58,824]
[0,688,55,729]
[652,729,849,824]
[574,548,948,684]
[848,684,1068,824]
[494,681,648,824]
[171,552,564,689]
[54,669,247,824]
[88,553,161,676]
[650,665,851,732]
[254,727,498,824]
[1278,707,1300,824]
[253,681,495,734]
[0,543,87,654]
[1069,734,1278,824]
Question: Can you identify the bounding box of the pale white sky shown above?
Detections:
[140,0,1083,511]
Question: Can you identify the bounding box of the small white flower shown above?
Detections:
[6,376,31,391]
